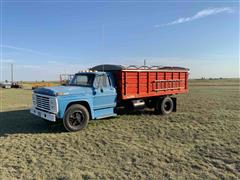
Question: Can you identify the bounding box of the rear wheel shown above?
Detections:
[155,96,173,115]
[63,104,89,132]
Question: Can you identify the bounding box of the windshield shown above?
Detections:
[69,74,95,87]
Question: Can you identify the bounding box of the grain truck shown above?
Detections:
[30,64,189,131]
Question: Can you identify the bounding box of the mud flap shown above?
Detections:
[171,97,177,112]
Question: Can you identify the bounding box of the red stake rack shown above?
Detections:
[115,66,189,100]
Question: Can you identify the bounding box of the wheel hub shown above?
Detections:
[69,111,84,126]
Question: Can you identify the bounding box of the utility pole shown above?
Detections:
[102,24,105,48]
[11,63,13,83]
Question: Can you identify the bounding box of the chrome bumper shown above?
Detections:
[30,108,56,122]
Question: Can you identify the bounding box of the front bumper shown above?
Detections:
[30,108,56,122]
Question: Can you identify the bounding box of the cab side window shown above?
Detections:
[94,75,109,88]
[102,75,109,88]
[94,76,101,89]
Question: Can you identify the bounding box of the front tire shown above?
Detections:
[155,96,173,115]
[63,104,89,132]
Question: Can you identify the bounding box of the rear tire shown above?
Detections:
[155,96,173,115]
[63,104,89,132]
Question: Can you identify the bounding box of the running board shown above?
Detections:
[95,113,117,120]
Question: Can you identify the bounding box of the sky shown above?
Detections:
[1,1,239,81]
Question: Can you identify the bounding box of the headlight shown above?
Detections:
[49,98,57,112]
[32,94,37,105]
[50,98,55,105]
[50,105,55,110]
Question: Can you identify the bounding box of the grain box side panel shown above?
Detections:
[120,70,188,100]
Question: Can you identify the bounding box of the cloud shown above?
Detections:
[17,64,41,69]
[1,45,52,56]
[1,59,16,63]
[47,61,59,64]
[47,60,65,66]
[156,7,234,27]
[1,45,77,60]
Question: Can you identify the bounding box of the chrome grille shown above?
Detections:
[36,95,50,111]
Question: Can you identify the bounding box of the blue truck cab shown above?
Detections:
[30,71,117,131]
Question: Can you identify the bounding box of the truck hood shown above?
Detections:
[34,86,92,96]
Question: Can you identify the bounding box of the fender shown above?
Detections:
[57,95,95,119]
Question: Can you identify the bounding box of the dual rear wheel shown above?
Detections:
[155,96,174,115]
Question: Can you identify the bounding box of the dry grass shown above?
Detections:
[0,79,239,179]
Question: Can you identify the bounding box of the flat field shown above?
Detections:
[0,79,239,179]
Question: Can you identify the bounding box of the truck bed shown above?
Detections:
[116,68,188,100]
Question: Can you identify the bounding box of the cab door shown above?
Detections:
[93,74,117,118]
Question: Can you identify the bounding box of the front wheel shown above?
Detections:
[63,104,89,132]
[155,96,173,115]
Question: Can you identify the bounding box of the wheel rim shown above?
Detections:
[164,100,172,112]
[69,110,85,128]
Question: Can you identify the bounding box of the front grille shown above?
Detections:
[36,95,50,111]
